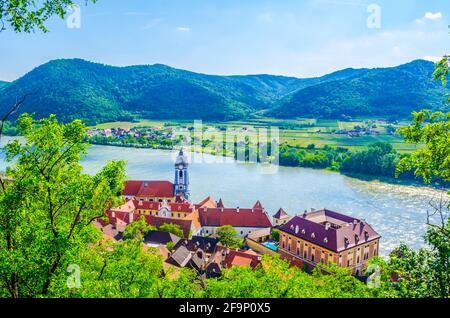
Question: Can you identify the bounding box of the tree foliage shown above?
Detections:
[0,0,96,33]
[0,113,126,297]
[158,223,184,238]
[216,225,239,248]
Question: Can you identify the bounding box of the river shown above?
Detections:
[1,137,447,256]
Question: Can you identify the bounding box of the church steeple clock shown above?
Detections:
[174,148,189,200]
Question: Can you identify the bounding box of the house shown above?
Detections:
[213,247,262,270]
[272,208,290,226]
[167,245,208,272]
[198,201,272,238]
[105,209,200,237]
[277,209,381,276]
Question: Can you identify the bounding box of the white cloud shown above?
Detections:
[423,56,443,63]
[424,12,443,21]
[415,12,443,25]
[177,27,191,32]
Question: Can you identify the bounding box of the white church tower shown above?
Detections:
[174,148,189,200]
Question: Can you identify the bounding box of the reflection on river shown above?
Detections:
[1,137,447,256]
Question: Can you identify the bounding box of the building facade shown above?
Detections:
[278,209,380,276]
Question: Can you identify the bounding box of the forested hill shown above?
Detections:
[0,81,8,89]
[269,60,446,119]
[0,58,444,125]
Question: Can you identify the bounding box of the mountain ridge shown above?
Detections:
[0,58,444,124]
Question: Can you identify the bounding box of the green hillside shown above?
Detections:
[0,59,445,125]
[270,60,446,119]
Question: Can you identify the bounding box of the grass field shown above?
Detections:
[93,117,419,153]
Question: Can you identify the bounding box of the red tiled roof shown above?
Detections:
[123,181,143,196]
[279,209,381,252]
[105,210,193,238]
[195,196,217,209]
[198,207,272,228]
[123,180,174,198]
[170,202,195,213]
[133,200,161,210]
[253,200,263,209]
[143,214,193,238]
[220,248,261,269]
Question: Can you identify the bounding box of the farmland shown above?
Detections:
[93,117,419,153]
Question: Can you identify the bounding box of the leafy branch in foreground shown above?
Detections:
[0,113,126,297]
[0,0,97,33]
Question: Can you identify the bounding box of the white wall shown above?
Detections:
[200,226,270,238]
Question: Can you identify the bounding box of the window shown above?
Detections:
[282,242,285,249]
[206,230,209,234]
[179,170,183,178]
[357,256,360,265]
[178,213,180,218]
[304,251,307,259]
[240,231,243,235]
[296,248,300,255]
[311,254,315,262]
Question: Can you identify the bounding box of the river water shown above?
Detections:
[1,137,447,256]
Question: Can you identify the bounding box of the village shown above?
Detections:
[94,149,381,279]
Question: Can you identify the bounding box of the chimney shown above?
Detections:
[236,207,240,213]
[111,211,116,218]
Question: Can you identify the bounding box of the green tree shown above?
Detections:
[0,113,126,298]
[123,216,155,241]
[393,51,450,298]
[216,225,238,247]
[271,228,280,242]
[158,223,184,238]
[0,0,97,33]
[397,110,450,183]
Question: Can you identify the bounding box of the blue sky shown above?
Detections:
[0,0,449,81]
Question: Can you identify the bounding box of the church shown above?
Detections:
[107,148,273,238]
[122,148,190,203]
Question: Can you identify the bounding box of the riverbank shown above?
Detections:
[87,139,444,190]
